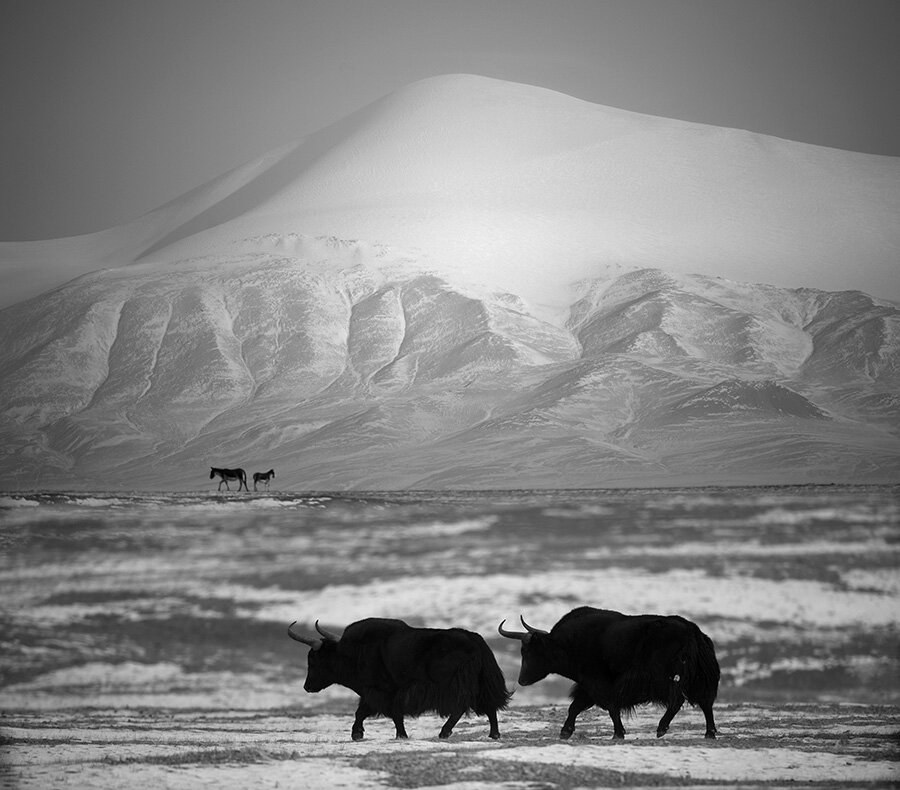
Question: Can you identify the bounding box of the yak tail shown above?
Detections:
[682,627,720,706]
[473,638,513,716]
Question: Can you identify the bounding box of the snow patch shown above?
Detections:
[262,567,899,635]
[482,743,899,783]
[0,496,39,508]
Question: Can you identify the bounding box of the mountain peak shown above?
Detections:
[1,75,899,487]
[139,73,900,310]
[3,74,899,311]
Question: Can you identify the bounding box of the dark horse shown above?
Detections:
[253,469,275,491]
[210,467,248,492]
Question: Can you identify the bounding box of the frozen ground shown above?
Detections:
[3,704,898,789]
[1,485,898,787]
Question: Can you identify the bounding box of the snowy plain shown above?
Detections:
[1,485,897,788]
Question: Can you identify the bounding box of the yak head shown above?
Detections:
[498,616,553,686]
[287,620,342,693]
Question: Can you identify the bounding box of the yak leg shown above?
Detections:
[560,687,594,739]
[656,695,685,738]
[485,709,501,740]
[388,704,409,739]
[701,701,718,739]
[439,710,464,739]
[608,707,626,740]
[391,713,409,739]
[351,701,376,741]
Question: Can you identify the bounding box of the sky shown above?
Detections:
[2,0,899,241]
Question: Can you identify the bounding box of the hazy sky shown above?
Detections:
[2,0,898,241]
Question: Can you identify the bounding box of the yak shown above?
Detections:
[499,606,719,740]
[288,617,511,740]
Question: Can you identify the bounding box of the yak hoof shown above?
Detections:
[656,727,668,738]
[612,732,625,741]
[351,731,364,741]
[439,730,452,739]
[489,730,500,740]
[705,730,717,739]
[559,726,574,740]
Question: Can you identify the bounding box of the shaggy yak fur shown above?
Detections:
[289,617,511,740]
[501,606,720,740]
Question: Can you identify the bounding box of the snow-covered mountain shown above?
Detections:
[1,75,898,489]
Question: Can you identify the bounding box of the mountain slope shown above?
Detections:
[1,75,898,488]
[2,75,899,312]
[154,75,900,302]
[1,246,897,489]
[0,143,302,309]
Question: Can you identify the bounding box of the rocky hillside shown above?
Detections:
[1,75,897,488]
[1,242,896,489]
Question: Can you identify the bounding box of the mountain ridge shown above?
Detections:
[1,75,898,487]
[2,74,899,310]
[1,247,897,489]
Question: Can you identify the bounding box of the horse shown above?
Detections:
[210,467,248,492]
[253,469,275,491]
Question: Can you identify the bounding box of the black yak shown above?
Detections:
[499,606,719,740]
[288,618,511,740]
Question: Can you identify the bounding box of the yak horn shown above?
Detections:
[498,618,530,641]
[314,620,341,642]
[287,621,323,650]
[520,615,549,635]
